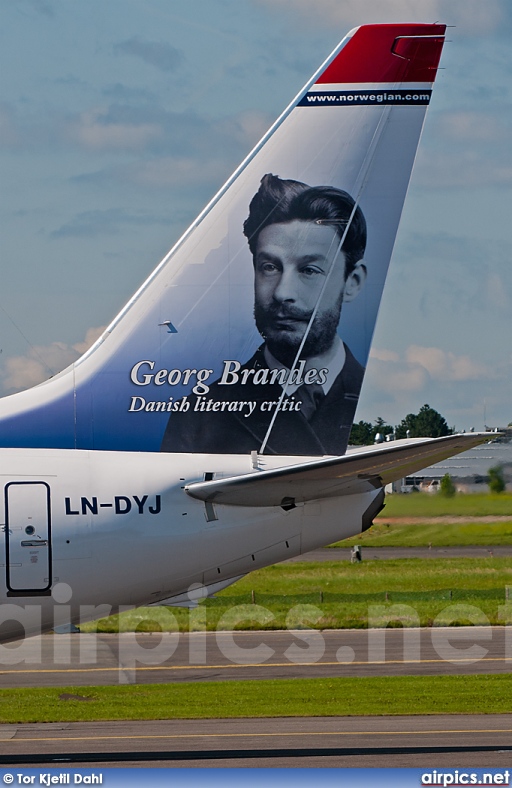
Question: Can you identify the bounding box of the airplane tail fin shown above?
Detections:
[0,24,446,455]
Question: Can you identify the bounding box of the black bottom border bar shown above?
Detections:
[2,744,512,764]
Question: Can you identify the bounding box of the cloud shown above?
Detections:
[404,345,490,381]
[0,80,275,171]
[358,344,511,429]
[395,232,511,280]
[23,0,54,18]
[50,209,167,239]
[0,102,163,154]
[253,0,509,35]
[102,83,157,103]
[68,103,262,157]
[369,348,400,363]
[125,156,230,189]
[365,344,493,407]
[367,349,429,397]
[414,148,512,189]
[113,38,184,73]
[69,107,274,191]
[71,326,106,356]
[410,103,512,189]
[1,327,105,394]
[485,273,510,310]
[66,106,163,151]
[413,108,512,189]
[438,112,509,144]
[216,110,272,149]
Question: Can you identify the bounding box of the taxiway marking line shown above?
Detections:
[6,728,512,744]
[0,656,509,675]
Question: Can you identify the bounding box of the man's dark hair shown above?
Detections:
[243,173,367,275]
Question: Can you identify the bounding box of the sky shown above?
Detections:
[0,0,511,433]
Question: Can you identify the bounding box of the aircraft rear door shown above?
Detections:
[5,481,52,595]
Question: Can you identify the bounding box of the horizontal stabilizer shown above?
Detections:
[185,433,491,507]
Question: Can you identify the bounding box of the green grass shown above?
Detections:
[80,558,512,633]
[337,520,512,547]
[0,675,511,723]
[376,492,512,518]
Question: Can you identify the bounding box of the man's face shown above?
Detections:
[253,220,360,366]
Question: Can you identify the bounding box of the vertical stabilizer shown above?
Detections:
[0,24,446,455]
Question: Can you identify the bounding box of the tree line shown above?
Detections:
[349,403,452,446]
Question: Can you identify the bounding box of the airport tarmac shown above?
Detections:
[1,548,510,767]
[0,627,509,686]
[286,546,512,561]
[1,715,511,767]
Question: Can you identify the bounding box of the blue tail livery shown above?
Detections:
[0,24,446,455]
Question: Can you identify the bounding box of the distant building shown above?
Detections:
[387,434,512,494]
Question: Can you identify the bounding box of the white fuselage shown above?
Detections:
[0,448,378,641]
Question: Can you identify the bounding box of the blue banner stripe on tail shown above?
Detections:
[299,90,432,107]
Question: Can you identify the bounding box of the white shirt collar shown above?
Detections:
[263,336,346,395]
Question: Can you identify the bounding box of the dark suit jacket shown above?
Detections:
[160,344,364,456]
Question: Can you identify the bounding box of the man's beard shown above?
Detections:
[254,299,342,368]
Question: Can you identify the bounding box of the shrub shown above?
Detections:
[439,473,456,497]
[488,465,506,494]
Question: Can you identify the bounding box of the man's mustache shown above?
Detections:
[263,304,312,322]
